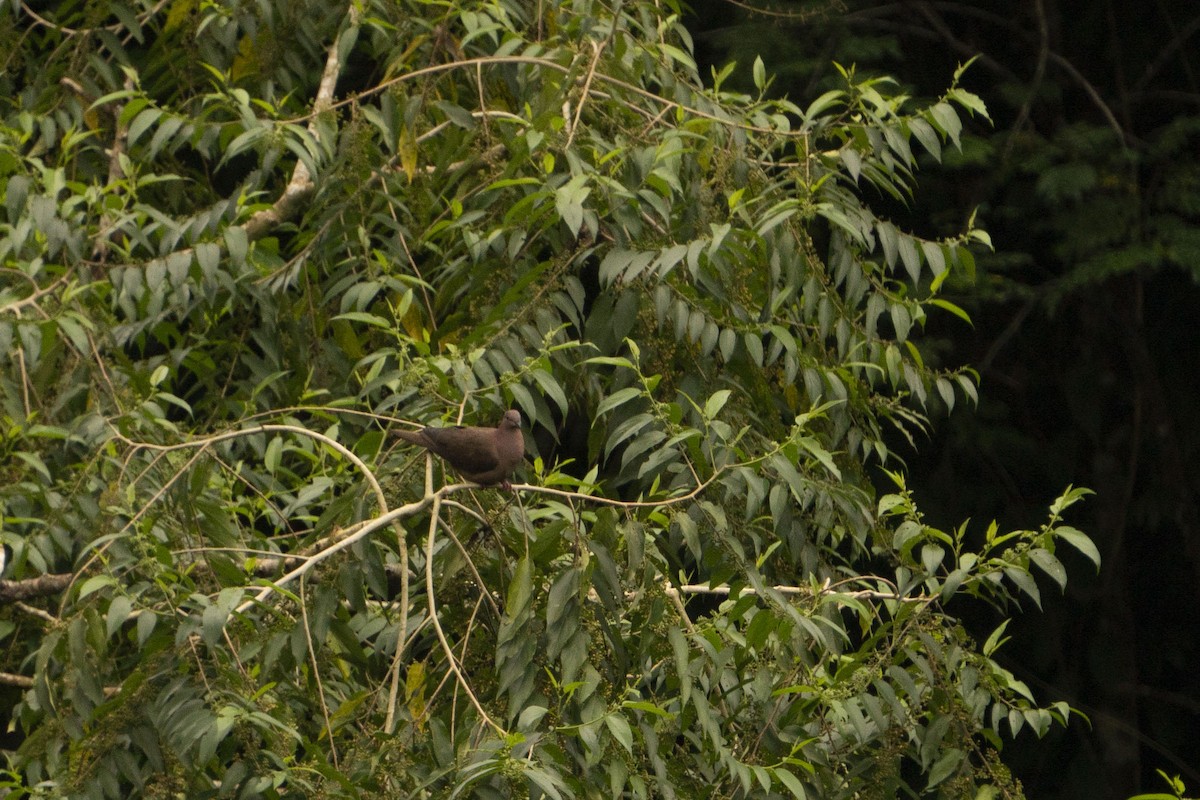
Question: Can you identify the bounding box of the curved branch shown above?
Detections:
[866,1,1130,146]
[111,2,355,273]
[230,6,349,240]
[507,476,719,509]
[719,0,836,20]
[1131,11,1200,96]
[116,421,391,534]
[287,54,804,142]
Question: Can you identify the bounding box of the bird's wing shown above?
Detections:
[419,426,500,475]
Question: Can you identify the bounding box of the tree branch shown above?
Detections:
[0,574,72,604]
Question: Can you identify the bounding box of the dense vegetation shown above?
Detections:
[0,1,1103,797]
[689,2,1200,797]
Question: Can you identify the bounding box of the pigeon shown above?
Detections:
[392,409,524,489]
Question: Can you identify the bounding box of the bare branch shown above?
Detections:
[243,6,349,238]
[665,582,933,603]
[0,574,72,604]
[0,672,34,689]
[424,494,505,734]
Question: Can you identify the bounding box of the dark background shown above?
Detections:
[686,1,1200,798]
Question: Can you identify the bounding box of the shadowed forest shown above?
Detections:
[689,1,1200,796]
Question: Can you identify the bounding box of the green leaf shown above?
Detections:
[1054,526,1101,569]
[148,115,185,158]
[202,602,228,646]
[126,108,161,147]
[956,373,979,405]
[926,748,964,789]
[889,303,912,342]
[1049,485,1094,516]
[893,520,924,555]
[532,369,569,415]
[1004,567,1042,608]
[106,595,133,639]
[195,241,220,279]
[332,311,392,329]
[704,389,732,419]
[597,387,642,417]
[921,544,945,573]
[223,126,267,163]
[877,220,899,267]
[506,557,533,617]
[524,766,565,800]
[517,705,548,731]
[623,699,674,718]
[719,327,738,361]
[14,452,51,482]
[948,87,989,117]
[797,436,841,480]
[908,117,941,160]
[555,175,591,237]
[928,298,972,325]
[508,382,537,424]
[605,412,655,459]
[604,713,634,755]
[957,245,977,280]
[669,626,691,704]
[745,333,764,366]
[432,100,475,129]
[936,377,955,412]
[928,102,963,146]
[920,241,946,276]
[898,235,921,284]
[804,90,844,120]
[264,435,282,474]
[225,226,248,266]
[584,355,636,369]
[1029,548,1068,590]
[137,611,158,646]
[78,574,117,600]
[775,767,808,799]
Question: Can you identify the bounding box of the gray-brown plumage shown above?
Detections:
[392,409,524,489]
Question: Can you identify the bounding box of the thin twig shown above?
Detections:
[508,476,718,509]
[0,270,70,317]
[299,575,339,768]
[565,39,606,148]
[1001,0,1049,158]
[436,508,501,618]
[664,580,932,603]
[423,494,505,734]
[283,55,802,141]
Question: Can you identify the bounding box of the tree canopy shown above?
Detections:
[687,2,1200,796]
[0,1,1097,797]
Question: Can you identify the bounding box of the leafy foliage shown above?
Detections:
[0,1,1095,797]
[685,2,1200,795]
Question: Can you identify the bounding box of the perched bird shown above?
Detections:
[392,409,524,489]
